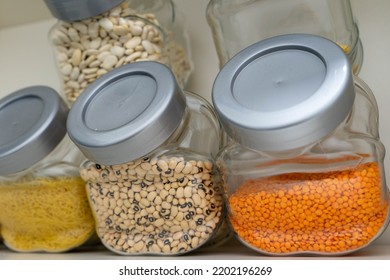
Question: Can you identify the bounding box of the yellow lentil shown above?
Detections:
[0,177,95,252]
[229,162,389,254]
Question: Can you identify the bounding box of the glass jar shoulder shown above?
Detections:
[175,91,223,157]
[0,136,84,183]
[346,77,380,138]
[217,135,385,178]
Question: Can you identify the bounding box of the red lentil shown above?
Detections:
[229,162,389,254]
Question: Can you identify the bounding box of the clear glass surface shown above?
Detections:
[207,0,363,73]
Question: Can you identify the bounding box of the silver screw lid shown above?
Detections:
[212,34,355,152]
[67,61,186,165]
[43,0,125,21]
[0,86,68,175]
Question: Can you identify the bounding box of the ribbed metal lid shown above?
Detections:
[0,86,68,175]
[43,0,125,21]
[212,34,355,152]
[67,61,186,165]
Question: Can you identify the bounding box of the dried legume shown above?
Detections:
[81,156,223,255]
[229,162,389,255]
[0,177,95,252]
[50,2,191,104]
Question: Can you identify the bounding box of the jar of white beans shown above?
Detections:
[44,0,193,105]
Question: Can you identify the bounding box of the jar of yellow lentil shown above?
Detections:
[0,86,95,253]
[43,0,193,105]
[212,34,389,256]
[67,61,227,255]
[207,0,363,74]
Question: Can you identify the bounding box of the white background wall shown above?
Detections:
[1,0,390,246]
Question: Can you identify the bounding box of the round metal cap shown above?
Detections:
[0,86,68,175]
[44,0,124,21]
[67,61,186,165]
[212,34,355,152]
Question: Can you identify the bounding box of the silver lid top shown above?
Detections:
[44,0,124,21]
[212,34,355,152]
[67,61,186,165]
[0,86,68,175]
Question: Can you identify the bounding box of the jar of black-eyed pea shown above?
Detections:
[43,0,193,105]
[67,61,226,255]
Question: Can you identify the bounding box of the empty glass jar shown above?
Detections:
[67,61,225,255]
[44,0,192,105]
[212,34,389,256]
[207,0,363,73]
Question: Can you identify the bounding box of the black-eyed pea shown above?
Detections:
[171,240,180,249]
[178,177,188,187]
[119,192,128,200]
[178,242,188,252]
[146,205,155,214]
[157,159,169,172]
[191,236,199,248]
[176,187,184,198]
[133,241,145,252]
[190,166,199,175]
[175,161,185,173]
[176,212,184,221]
[204,161,213,171]
[168,159,178,170]
[140,198,150,207]
[161,201,171,210]
[160,189,169,200]
[182,162,193,175]
[153,195,162,205]
[140,162,152,171]
[184,186,192,198]
[200,199,208,208]
[150,244,161,253]
[166,195,174,203]
[114,206,122,215]
[145,225,154,233]
[173,231,183,240]
[189,220,197,230]
[140,190,148,198]
[162,244,171,254]
[154,218,165,227]
[192,193,202,206]
[168,188,176,195]
[103,196,110,208]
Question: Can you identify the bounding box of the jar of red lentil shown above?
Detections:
[67,61,226,255]
[43,0,192,105]
[207,0,363,74]
[0,86,95,253]
[212,34,389,256]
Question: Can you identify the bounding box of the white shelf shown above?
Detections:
[1,0,390,260]
[1,238,390,260]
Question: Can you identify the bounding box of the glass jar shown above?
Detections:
[212,34,389,256]
[44,0,192,105]
[206,0,363,74]
[67,61,225,255]
[0,86,95,253]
